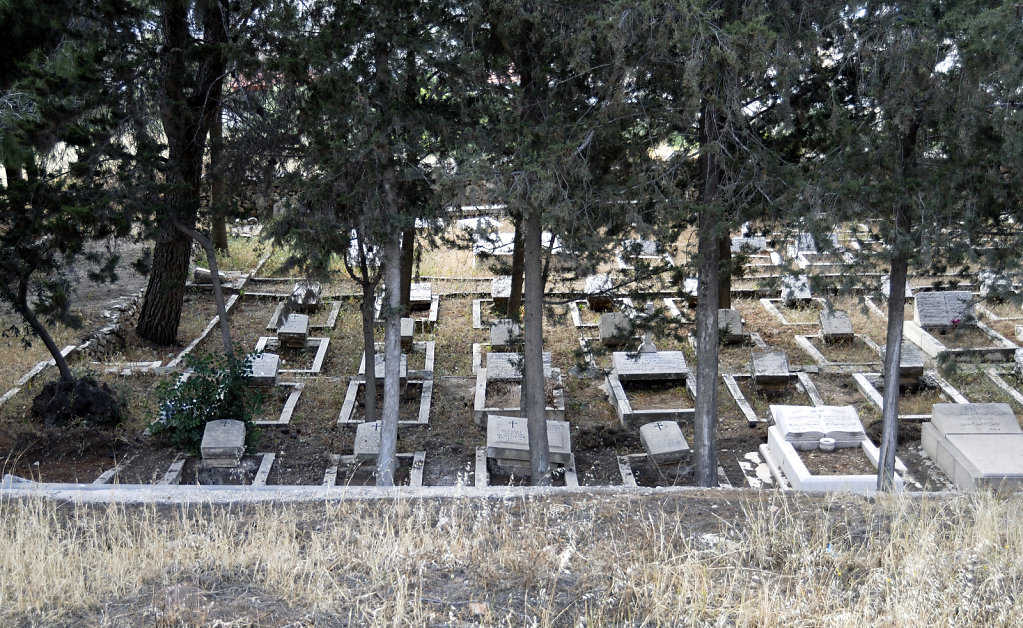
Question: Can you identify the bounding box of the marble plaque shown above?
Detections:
[400,317,414,350]
[409,282,432,307]
[353,421,382,460]
[731,236,768,253]
[771,405,865,449]
[491,276,512,300]
[486,352,553,382]
[914,291,974,329]
[945,433,1023,490]
[289,281,322,313]
[485,415,571,464]
[612,351,688,381]
[930,403,1021,438]
[639,421,690,465]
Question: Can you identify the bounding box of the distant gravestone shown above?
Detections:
[289,281,322,313]
[201,420,246,468]
[930,403,1021,437]
[914,291,974,330]
[795,233,818,254]
[353,421,382,460]
[612,351,688,382]
[681,278,699,304]
[584,274,614,311]
[278,313,310,348]
[781,275,812,305]
[599,312,633,347]
[979,271,1013,299]
[1015,349,1023,377]
[401,317,414,351]
[367,353,408,383]
[623,239,659,257]
[639,421,690,465]
[820,309,854,342]
[770,405,866,450]
[752,351,790,391]
[486,415,572,465]
[490,319,522,350]
[731,236,768,253]
[491,276,512,309]
[880,341,925,384]
[486,352,553,382]
[718,308,744,344]
[881,276,914,299]
[193,267,228,284]
[638,301,657,353]
[409,282,433,309]
[248,353,280,387]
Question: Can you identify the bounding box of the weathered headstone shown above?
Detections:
[278,313,310,348]
[289,281,322,313]
[623,239,659,257]
[367,352,408,382]
[639,301,657,353]
[795,233,818,254]
[409,282,433,309]
[752,351,790,391]
[718,308,744,344]
[612,351,688,382]
[914,291,974,330]
[881,276,914,299]
[929,403,1021,437]
[584,274,614,311]
[781,275,812,305]
[979,271,1013,299]
[486,352,553,382]
[486,415,572,465]
[639,421,690,464]
[248,353,280,387]
[820,309,854,342]
[491,276,512,309]
[599,313,632,347]
[770,405,866,450]
[880,341,925,384]
[490,318,522,350]
[731,236,768,253]
[201,419,246,467]
[401,317,414,351]
[353,421,382,460]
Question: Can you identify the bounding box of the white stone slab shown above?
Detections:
[880,341,925,380]
[731,236,768,253]
[795,233,817,254]
[353,421,382,460]
[639,421,690,465]
[409,282,432,307]
[486,352,553,382]
[585,274,615,310]
[782,275,812,304]
[613,351,688,382]
[490,319,522,349]
[979,271,1013,299]
[248,353,280,387]
[599,313,633,347]
[719,308,744,343]
[401,317,414,350]
[491,276,512,301]
[364,353,408,381]
[930,403,1021,437]
[622,239,659,257]
[278,313,310,348]
[201,420,246,468]
[945,433,1023,490]
[770,405,866,450]
[914,291,974,330]
[485,415,571,465]
[820,309,854,341]
[881,276,914,299]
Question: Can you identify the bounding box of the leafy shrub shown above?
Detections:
[151,352,263,453]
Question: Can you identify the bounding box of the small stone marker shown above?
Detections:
[201,420,246,468]
[612,351,688,382]
[731,236,768,253]
[289,281,322,313]
[820,309,854,342]
[486,352,553,382]
[639,421,690,464]
[599,312,633,348]
[770,405,866,450]
[401,317,414,351]
[248,353,280,387]
[979,271,1013,299]
[752,351,790,391]
[781,275,812,305]
[492,276,512,309]
[193,267,227,284]
[880,341,925,384]
[490,318,522,350]
[584,274,614,311]
[639,301,657,353]
[353,421,382,460]
[409,282,433,309]
[914,291,974,330]
[718,308,744,344]
[485,415,572,465]
[278,313,310,348]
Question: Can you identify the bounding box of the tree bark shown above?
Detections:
[136,229,192,345]
[717,237,732,309]
[399,226,415,309]
[523,203,551,485]
[506,215,525,320]
[376,231,402,487]
[175,221,232,356]
[877,241,908,491]
[14,276,74,382]
[361,288,378,425]
[210,97,228,252]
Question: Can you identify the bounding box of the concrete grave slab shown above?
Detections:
[820,309,854,342]
[752,351,790,390]
[248,353,279,387]
[486,352,553,382]
[289,281,322,313]
[770,404,866,450]
[930,403,1020,437]
[353,421,382,461]
[409,282,433,309]
[599,313,633,348]
[781,275,812,304]
[941,433,1023,490]
[201,420,246,468]
[490,319,522,350]
[881,276,914,299]
[485,415,572,465]
[914,291,974,330]
[612,351,688,382]
[639,421,690,465]
[401,317,414,351]
[731,236,768,253]
[719,308,744,344]
[278,313,310,348]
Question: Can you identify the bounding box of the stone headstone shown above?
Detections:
[731,236,768,253]
[752,351,790,390]
[486,415,572,465]
[881,276,914,299]
[201,419,246,468]
[490,319,522,350]
[248,353,280,387]
[914,291,974,330]
[584,274,614,311]
[486,352,553,382]
[820,309,854,342]
[193,267,228,284]
[795,233,818,254]
[353,421,382,460]
[944,434,1023,490]
[289,281,322,313]
[1015,348,1023,377]
[781,275,812,305]
[718,308,744,344]
[401,317,414,351]
[639,421,690,465]
[367,352,408,382]
[979,271,1013,299]
[599,313,633,347]
[409,282,433,309]
[612,351,688,382]
[681,278,699,304]
[278,313,310,348]
[880,341,925,384]
[492,276,512,309]
[770,405,866,450]
[930,403,1021,437]
[639,301,658,353]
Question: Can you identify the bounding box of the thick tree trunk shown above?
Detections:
[877,246,908,491]
[522,204,551,485]
[210,99,228,252]
[399,226,415,309]
[14,276,74,383]
[361,288,378,425]
[136,229,192,345]
[176,222,232,356]
[376,232,402,487]
[507,216,525,320]
[693,216,721,487]
[717,237,732,309]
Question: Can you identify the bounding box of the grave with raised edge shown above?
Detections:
[612,351,688,382]
[820,309,854,342]
[278,313,310,348]
[201,419,246,468]
[366,352,408,383]
[485,415,572,468]
[490,319,522,350]
[880,341,925,385]
[731,236,768,253]
[401,317,414,351]
[639,421,690,465]
[922,403,1023,490]
[752,351,790,391]
[584,274,614,311]
[914,291,974,331]
[289,281,322,313]
[770,405,866,451]
[248,353,280,387]
[409,282,433,309]
[599,313,633,348]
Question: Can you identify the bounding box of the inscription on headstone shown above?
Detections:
[599,313,632,348]
[201,419,246,467]
[770,405,865,450]
[353,421,382,460]
[719,308,744,344]
[278,313,310,348]
[930,403,1021,437]
[612,351,688,381]
[914,291,974,330]
[752,351,790,389]
[486,415,572,464]
[486,352,553,382]
[639,421,690,465]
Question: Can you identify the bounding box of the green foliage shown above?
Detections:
[151,353,263,454]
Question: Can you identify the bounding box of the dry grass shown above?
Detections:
[2,491,1022,625]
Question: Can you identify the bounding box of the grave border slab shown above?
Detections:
[852,370,967,421]
[253,382,305,426]
[254,336,330,375]
[759,297,827,326]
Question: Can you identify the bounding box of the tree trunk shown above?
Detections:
[136,229,192,345]
[507,215,525,320]
[376,232,402,487]
[399,226,415,309]
[717,237,732,309]
[14,276,74,383]
[210,98,228,252]
[522,204,551,485]
[693,215,721,487]
[176,222,232,356]
[361,287,378,425]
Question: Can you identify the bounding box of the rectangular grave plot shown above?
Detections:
[854,372,963,420]
[766,427,904,492]
[761,298,825,325]
[798,447,878,476]
[179,453,272,486]
[252,382,304,426]
[255,337,330,375]
[612,351,688,382]
[474,369,566,424]
[569,300,604,327]
[268,300,341,331]
[331,455,415,487]
[339,379,430,425]
[948,370,1023,408]
[484,461,576,487]
[977,300,1023,322]
[620,380,694,412]
[983,369,1023,412]
[733,376,810,422]
[808,335,881,365]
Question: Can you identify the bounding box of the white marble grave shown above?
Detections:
[289,281,322,313]
[914,291,974,330]
[639,421,690,465]
[584,274,614,311]
[401,317,414,351]
[485,415,572,465]
[486,352,553,382]
[492,276,512,307]
[782,275,812,304]
[731,236,768,253]
[922,403,1023,490]
[770,405,866,450]
[201,420,246,468]
[409,282,433,309]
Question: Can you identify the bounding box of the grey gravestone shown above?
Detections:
[248,353,280,387]
[368,353,408,382]
[353,421,381,460]
[880,341,925,383]
[491,276,512,308]
[731,236,767,253]
[201,420,246,467]
[719,308,744,344]
[930,403,1021,437]
[752,351,790,390]
[401,317,414,351]
[820,309,854,342]
[939,433,1023,490]
[486,415,572,465]
[770,405,865,450]
[612,351,688,382]
[914,291,974,330]
[795,233,818,254]
[881,276,914,299]
[680,278,699,304]
[409,282,433,309]
[193,267,228,284]
[781,275,812,304]
[490,319,522,350]
[599,313,633,348]
[979,271,1013,299]
[278,313,310,348]
[289,281,322,313]
[639,421,690,465]
[585,274,614,311]
[486,352,553,382]
[638,301,657,353]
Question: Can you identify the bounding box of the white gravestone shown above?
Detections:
[400,317,414,351]
[612,351,688,382]
[881,276,914,299]
[781,275,812,304]
[913,291,974,330]
[248,353,280,387]
[353,421,382,460]
[584,274,614,311]
[752,351,790,389]
[639,301,657,353]
[409,282,433,309]
[921,404,1022,489]
[201,420,246,468]
[622,239,659,257]
[278,313,310,348]
[731,236,768,253]
[486,352,553,382]
[930,403,1020,437]
[770,405,866,450]
[795,233,818,254]
[639,421,690,465]
[599,313,633,348]
[719,308,744,344]
[486,415,572,465]
[491,276,512,308]
[490,319,522,350]
[978,271,1012,299]
[289,281,322,313]
[820,309,854,342]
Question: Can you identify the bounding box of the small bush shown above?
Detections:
[150,352,263,453]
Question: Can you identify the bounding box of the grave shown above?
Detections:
[278,313,310,348]
[731,236,768,253]
[254,336,330,376]
[914,291,974,331]
[200,420,246,468]
[363,352,409,384]
[248,353,280,387]
[585,274,615,311]
[781,275,812,305]
[353,421,382,461]
[881,276,914,299]
[770,405,866,450]
[486,352,553,382]
[752,351,790,392]
[599,313,633,348]
[877,340,926,385]
[490,319,522,350]
[475,355,564,425]
[288,281,322,313]
[612,351,688,382]
[617,238,673,269]
[719,308,744,344]
[979,271,1013,299]
[401,317,414,351]
[485,415,572,476]
[409,282,433,309]
[820,309,854,342]
[492,276,512,309]
[921,403,1023,490]
[639,421,690,465]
